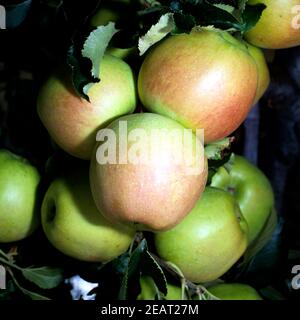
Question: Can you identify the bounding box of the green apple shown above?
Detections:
[211,155,274,244]
[41,167,135,262]
[0,149,41,243]
[246,42,270,104]
[154,187,248,283]
[137,276,182,300]
[37,54,137,160]
[208,283,263,300]
[245,0,300,49]
[138,28,258,143]
[90,113,208,232]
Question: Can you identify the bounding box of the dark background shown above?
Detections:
[0,0,299,300]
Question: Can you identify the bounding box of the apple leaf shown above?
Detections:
[213,4,236,15]
[118,239,147,300]
[138,13,175,56]
[238,0,247,12]
[205,137,233,161]
[81,22,119,96]
[259,286,285,301]
[141,251,168,296]
[172,12,196,34]
[240,3,266,32]
[67,22,118,101]
[21,267,64,290]
[21,288,51,301]
[243,206,278,264]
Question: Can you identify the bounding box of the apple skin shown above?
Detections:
[246,42,270,104]
[90,113,208,232]
[0,149,41,243]
[138,29,258,143]
[208,283,263,300]
[245,0,300,49]
[137,276,182,300]
[37,54,137,160]
[211,155,274,244]
[41,168,135,262]
[154,187,248,283]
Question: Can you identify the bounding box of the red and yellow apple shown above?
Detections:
[138,28,258,143]
[90,113,208,232]
[37,54,137,160]
[245,0,300,49]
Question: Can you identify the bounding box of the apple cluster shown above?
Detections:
[1,0,298,299]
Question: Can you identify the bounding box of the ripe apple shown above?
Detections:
[138,29,258,143]
[37,54,137,160]
[0,149,41,243]
[211,155,274,244]
[41,167,135,262]
[245,0,300,49]
[246,42,270,104]
[208,283,263,300]
[154,187,248,283]
[137,276,182,300]
[90,113,208,232]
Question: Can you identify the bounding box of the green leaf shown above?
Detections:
[138,13,175,55]
[21,288,51,301]
[240,3,266,32]
[205,137,233,161]
[172,12,196,34]
[118,239,147,300]
[22,267,64,289]
[243,206,278,264]
[81,22,119,96]
[259,286,285,301]
[142,251,167,296]
[213,4,235,15]
[238,0,248,12]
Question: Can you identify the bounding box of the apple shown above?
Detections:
[245,0,300,49]
[37,54,137,160]
[0,149,41,243]
[246,42,270,104]
[137,276,182,300]
[210,155,274,244]
[90,113,208,232]
[138,28,258,143]
[41,167,135,262]
[154,187,248,283]
[208,283,263,300]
